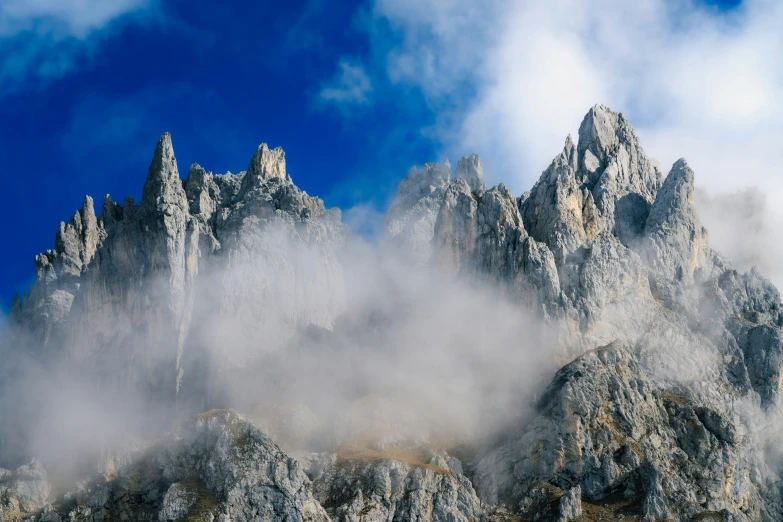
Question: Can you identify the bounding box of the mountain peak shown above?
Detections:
[646,158,696,228]
[248,143,287,181]
[142,132,187,210]
[8,105,783,522]
[641,157,706,283]
[455,153,485,193]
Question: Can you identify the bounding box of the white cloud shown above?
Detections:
[360,0,783,284]
[0,0,151,38]
[320,59,373,106]
[0,0,155,95]
[366,0,783,195]
[342,202,387,243]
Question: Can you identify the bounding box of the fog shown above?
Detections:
[696,186,783,291]
[0,221,558,479]
[2,158,782,489]
[180,229,559,452]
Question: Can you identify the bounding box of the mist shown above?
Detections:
[0,218,559,479]
[696,186,783,291]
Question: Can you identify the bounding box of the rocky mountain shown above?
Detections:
[3,105,783,521]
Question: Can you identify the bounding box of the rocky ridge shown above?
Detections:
[10,134,348,405]
[5,105,783,521]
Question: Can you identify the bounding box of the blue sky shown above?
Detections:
[0,0,774,311]
[0,0,439,310]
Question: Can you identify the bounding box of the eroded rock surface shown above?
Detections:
[8,104,783,522]
[49,411,328,522]
[12,134,349,406]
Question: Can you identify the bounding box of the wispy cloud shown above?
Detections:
[0,0,157,96]
[0,0,153,38]
[336,0,783,284]
[319,59,373,106]
[361,0,783,200]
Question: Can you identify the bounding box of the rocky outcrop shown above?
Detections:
[0,460,50,518]
[380,104,783,520]
[519,105,663,261]
[19,195,104,346]
[13,133,349,408]
[384,161,452,265]
[307,445,483,522]
[41,410,328,522]
[519,135,586,265]
[473,342,763,522]
[639,158,711,284]
[8,104,783,522]
[455,154,486,194]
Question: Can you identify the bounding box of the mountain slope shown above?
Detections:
[4,105,783,522]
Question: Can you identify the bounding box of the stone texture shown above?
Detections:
[52,410,329,522]
[384,161,451,265]
[557,486,581,522]
[473,342,763,522]
[9,104,783,522]
[13,133,349,410]
[639,158,710,283]
[0,460,50,521]
[455,153,486,194]
[307,448,483,522]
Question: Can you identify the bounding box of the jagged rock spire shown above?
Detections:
[142,132,187,210]
[519,135,584,264]
[237,144,289,200]
[50,195,101,277]
[576,104,662,207]
[640,158,708,283]
[520,105,664,258]
[455,153,486,193]
[248,144,286,181]
[646,159,696,228]
[184,163,215,217]
[577,104,620,175]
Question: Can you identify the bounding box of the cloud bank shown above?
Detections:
[355,0,783,285]
[0,0,156,95]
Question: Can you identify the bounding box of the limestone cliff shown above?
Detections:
[6,105,783,522]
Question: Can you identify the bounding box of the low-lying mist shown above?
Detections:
[5,178,783,486]
[0,224,558,478]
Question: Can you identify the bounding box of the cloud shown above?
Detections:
[0,0,156,96]
[0,0,152,38]
[351,0,783,282]
[342,202,387,243]
[368,0,783,187]
[319,59,373,106]
[695,187,783,288]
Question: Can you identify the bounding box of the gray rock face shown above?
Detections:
[384,161,451,265]
[380,105,783,520]
[158,482,196,521]
[520,135,586,265]
[307,448,483,522]
[520,104,663,262]
[13,133,349,407]
[388,158,562,316]
[639,158,710,284]
[557,486,581,522]
[49,410,328,522]
[0,460,50,517]
[473,342,763,521]
[455,154,486,194]
[9,104,783,522]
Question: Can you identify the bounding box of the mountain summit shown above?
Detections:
[4,106,783,522]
